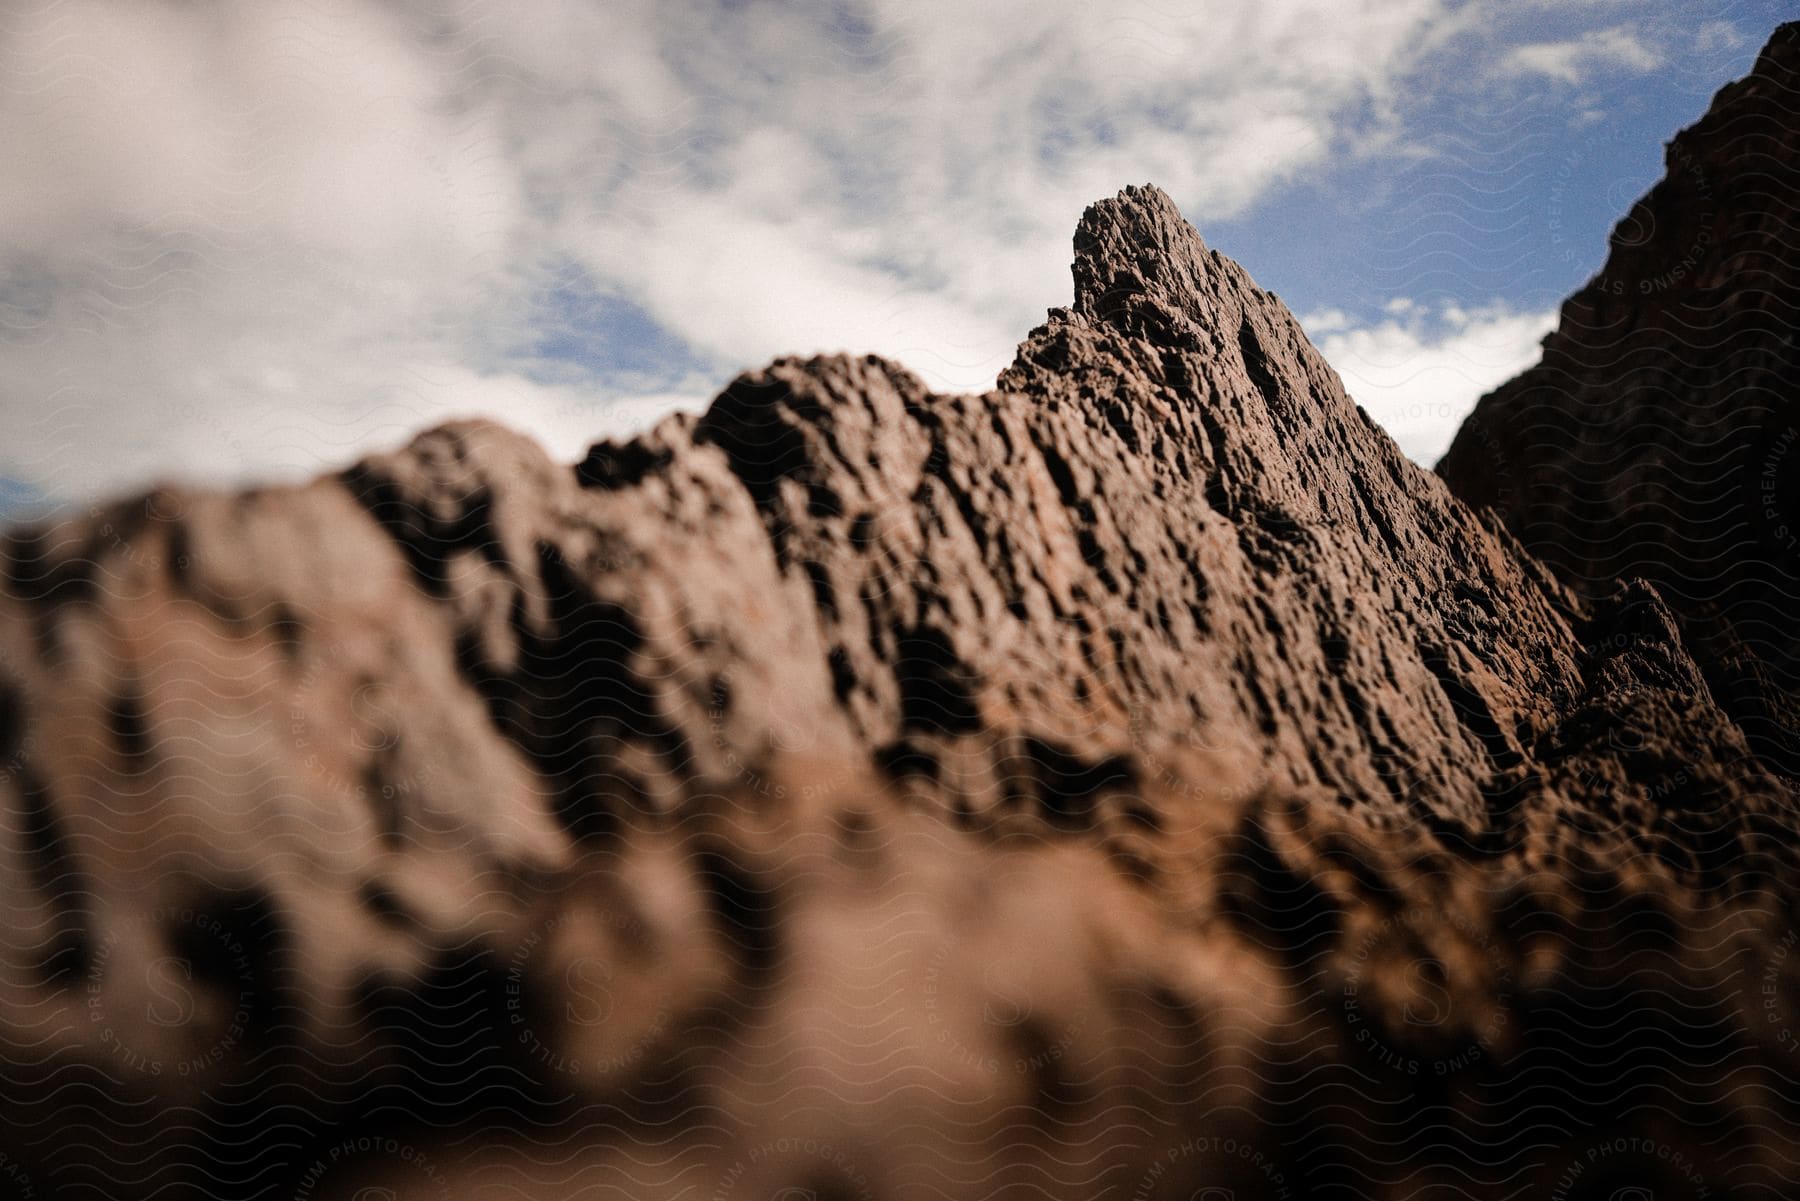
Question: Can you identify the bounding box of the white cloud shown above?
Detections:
[535,0,1466,391]
[1694,20,1748,57]
[0,1,1710,509]
[1306,301,1556,465]
[1501,26,1663,84]
[0,0,542,501]
[0,1,518,266]
[1304,308,1354,335]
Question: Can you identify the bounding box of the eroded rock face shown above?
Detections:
[1440,22,1800,779]
[3,35,1800,1201]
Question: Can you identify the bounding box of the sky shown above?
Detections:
[0,0,1789,519]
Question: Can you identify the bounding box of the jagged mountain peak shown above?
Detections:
[1069,183,1217,324]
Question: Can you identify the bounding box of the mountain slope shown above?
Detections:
[1440,21,1800,779]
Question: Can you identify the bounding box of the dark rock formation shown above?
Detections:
[3,29,1799,1201]
[1440,22,1800,780]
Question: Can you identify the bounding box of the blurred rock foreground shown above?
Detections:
[2,23,1799,1201]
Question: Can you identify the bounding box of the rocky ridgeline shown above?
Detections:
[1440,22,1800,779]
[2,23,1799,1201]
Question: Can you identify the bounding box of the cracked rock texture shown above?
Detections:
[3,27,1800,1201]
[1440,22,1800,780]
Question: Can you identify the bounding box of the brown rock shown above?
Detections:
[1,35,1798,1200]
[1440,21,1800,779]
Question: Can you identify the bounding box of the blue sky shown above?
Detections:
[0,0,1790,519]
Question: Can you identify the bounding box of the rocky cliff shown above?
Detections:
[3,27,1800,1201]
[1440,21,1800,781]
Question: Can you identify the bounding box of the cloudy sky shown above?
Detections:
[0,0,1787,517]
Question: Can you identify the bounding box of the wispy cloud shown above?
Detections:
[0,1,1763,506]
[1500,26,1664,84]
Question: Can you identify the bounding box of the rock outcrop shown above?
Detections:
[1440,22,1800,780]
[3,27,1800,1201]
